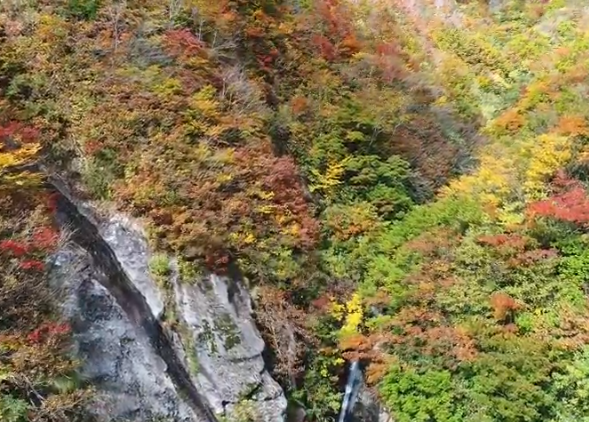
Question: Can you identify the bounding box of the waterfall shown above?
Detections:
[338,360,363,422]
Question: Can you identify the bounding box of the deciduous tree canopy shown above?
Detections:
[4,0,589,421]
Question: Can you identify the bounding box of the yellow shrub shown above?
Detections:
[309,157,350,198]
[329,300,345,322]
[524,133,572,199]
[0,144,41,191]
[443,151,516,210]
[341,293,363,335]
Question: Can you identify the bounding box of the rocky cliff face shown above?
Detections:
[48,188,286,422]
[351,382,393,422]
[51,245,200,421]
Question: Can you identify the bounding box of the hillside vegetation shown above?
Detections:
[3,0,589,421]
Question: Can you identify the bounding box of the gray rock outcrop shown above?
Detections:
[51,246,199,422]
[350,381,393,422]
[49,188,287,422]
[172,273,286,420]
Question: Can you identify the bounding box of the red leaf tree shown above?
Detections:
[528,171,589,225]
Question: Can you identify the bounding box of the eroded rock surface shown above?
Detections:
[100,213,286,420]
[172,273,286,420]
[50,191,286,422]
[350,380,393,422]
[99,214,166,320]
[51,246,198,422]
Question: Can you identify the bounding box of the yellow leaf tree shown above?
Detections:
[0,143,41,192]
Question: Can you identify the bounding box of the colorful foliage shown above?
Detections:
[0,7,87,419]
[528,173,589,225]
[0,193,88,420]
[5,0,589,421]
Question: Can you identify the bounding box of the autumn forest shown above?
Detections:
[3,0,589,421]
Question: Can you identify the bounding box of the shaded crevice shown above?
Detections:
[49,178,219,422]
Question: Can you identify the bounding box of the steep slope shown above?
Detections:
[50,179,285,421]
[0,1,477,419]
[335,2,589,422]
[4,0,589,422]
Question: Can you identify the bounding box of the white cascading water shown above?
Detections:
[337,360,363,422]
